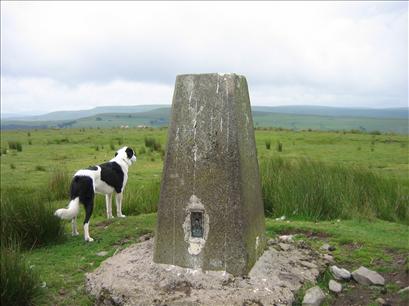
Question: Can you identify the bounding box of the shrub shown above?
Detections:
[1,148,7,155]
[144,137,161,152]
[265,140,271,150]
[1,190,65,249]
[260,157,409,224]
[28,139,32,145]
[48,169,71,201]
[1,244,42,306]
[110,142,115,151]
[35,165,46,172]
[8,141,22,152]
[276,141,283,152]
[10,164,16,170]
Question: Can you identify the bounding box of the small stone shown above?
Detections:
[96,251,108,257]
[322,254,334,263]
[302,286,326,306]
[351,266,385,286]
[328,245,336,251]
[278,243,291,251]
[376,297,386,305]
[138,233,152,242]
[58,288,66,295]
[320,244,330,251]
[329,280,342,293]
[398,286,409,294]
[330,265,351,280]
[267,238,277,246]
[278,235,294,242]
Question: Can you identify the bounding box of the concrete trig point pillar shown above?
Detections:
[153,73,266,276]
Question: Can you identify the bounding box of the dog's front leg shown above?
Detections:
[71,217,79,236]
[116,193,126,218]
[106,194,114,219]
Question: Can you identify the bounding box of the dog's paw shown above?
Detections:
[85,237,94,242]
[118,214,126,218]
[72,231,79,236]
[107,215,115,219]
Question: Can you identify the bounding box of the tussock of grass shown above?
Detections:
[48,169,71,201]
[1,191,65,249]
[261,157,408,224]
[1,243,41,306]
[123,180,160,215]
[144,136,162,152]
[8,140,22,151]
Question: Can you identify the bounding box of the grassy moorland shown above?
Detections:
[1,127,408,305]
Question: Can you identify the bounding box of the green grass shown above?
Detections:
[1,191,65,249]
[261,157,408,224]
[18,215,408,305]
[1,127,408,305]
[27,214,156,305]
[1,244,42,306]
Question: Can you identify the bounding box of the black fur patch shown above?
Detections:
[70,176,94,204]
[87,166,98,171]
[125,147,134,159]
[100,162,124,193]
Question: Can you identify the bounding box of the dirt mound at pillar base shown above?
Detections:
[86,239,325,306]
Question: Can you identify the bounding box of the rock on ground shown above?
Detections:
[351,266,385,286]
[302,286,326,306]
[330,265,351,280]
[398,286,409,294]
[328,279,342,293]
[86,239,326,306]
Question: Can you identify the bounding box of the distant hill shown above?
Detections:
[4,105,169,121]
[1,105,408,133]
[252,105,408,119]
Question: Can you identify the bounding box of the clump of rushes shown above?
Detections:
[276,141,283,152]
[0,243,42,306]
[1,190,65,249]
[144,137,161,152]
[265,140,271,150]
[261,157,408,224]
[8,141,22,152]
[48,169,71,200]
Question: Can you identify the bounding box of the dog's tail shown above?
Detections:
[55,197,80,220]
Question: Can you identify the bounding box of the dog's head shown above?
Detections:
[114,146,137,166]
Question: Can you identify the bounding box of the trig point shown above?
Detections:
[153,73,266,276]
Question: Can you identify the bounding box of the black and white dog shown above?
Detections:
[55,147,137,242]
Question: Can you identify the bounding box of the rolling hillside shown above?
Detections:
[1,106,408,133]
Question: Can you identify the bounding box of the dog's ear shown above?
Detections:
[125,147,134,159]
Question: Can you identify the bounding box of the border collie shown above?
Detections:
[55,146,137,242]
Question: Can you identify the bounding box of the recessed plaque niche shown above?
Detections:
[191,211,203,238]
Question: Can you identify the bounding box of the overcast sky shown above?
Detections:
[1,1,408,114]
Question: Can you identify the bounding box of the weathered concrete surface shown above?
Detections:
[86,239,326,306]
[154,73,266,276]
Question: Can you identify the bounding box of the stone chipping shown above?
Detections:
[86,239,326,306]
